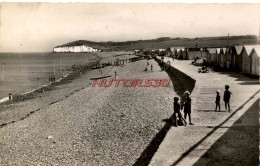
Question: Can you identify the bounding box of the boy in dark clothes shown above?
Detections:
[215,90,221,111]
[224,85,232,112]
[173,97,186,127]
[183,91,194,125]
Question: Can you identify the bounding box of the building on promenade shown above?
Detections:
[170,47,186,59]
[249,46,260,76]
[234,46,244,72]
[241,45,254,74]
[187,47,201,60]
[207,48,217,64]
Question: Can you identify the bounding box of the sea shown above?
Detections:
[0,52,98,100]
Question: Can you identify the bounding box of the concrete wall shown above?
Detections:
[154,57,196,99]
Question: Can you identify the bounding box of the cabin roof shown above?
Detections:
[207,48,217,54]
[216,48,222,54]
[222,48,227,54]
[235,46,243,55]
[243,45,256,55]
[251,47,260,58]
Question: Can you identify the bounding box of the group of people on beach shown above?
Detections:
[173,85,232,127]
[144,60,153,72]
[49,75,56,82]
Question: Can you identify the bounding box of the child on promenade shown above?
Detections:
[173,97,187,127]
[215,90,221,111]
[183,91,194,125]
[224,85,232,112]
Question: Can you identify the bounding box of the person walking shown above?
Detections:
[224,85,232,112]
[183,91,194,125]
[215,90,221,111]
[114,71,118,79]
[151,64,153,71]
[173,97,187,127]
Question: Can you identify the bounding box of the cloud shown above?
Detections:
[0,3,259,52]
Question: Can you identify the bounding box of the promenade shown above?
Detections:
[150,57,259,166]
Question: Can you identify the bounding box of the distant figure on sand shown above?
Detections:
[173,97,187,127]
[114,71,118,79]
[183,91,194,125]
[144,66,148,71]
[224,85,232,112]
[215,90,221,111]
[151,64,153,71]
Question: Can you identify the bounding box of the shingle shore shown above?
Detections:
[0,58,179,165]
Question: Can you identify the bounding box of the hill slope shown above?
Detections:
[56,35,260,51]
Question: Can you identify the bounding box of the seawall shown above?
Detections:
[154,57,196,98]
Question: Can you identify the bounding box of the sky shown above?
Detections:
[0,3,259,52]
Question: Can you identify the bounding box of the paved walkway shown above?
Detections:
[150,57,259,166]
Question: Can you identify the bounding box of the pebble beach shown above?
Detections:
[0,54,177,165]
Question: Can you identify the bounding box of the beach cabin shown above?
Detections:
[187,47,201,60]
[250,47,260,76]
[158,49,166,56]
[201,48,207,59]
[208,48,217,64]
[221,48,228,69]
[177,48,187,59]
[225,47,233,69]
[170,47,186,59]
[241,45,254,74]
[216,48,222,64]
[216,48,225,68]
[233,46,244,72]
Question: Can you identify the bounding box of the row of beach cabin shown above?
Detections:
[169,45,260,77]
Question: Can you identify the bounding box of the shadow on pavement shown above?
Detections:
[170,90,260,166]
[193,99,259,166]
[238,81,260,85]
[197,110,229,113]
[214,71,259,83]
